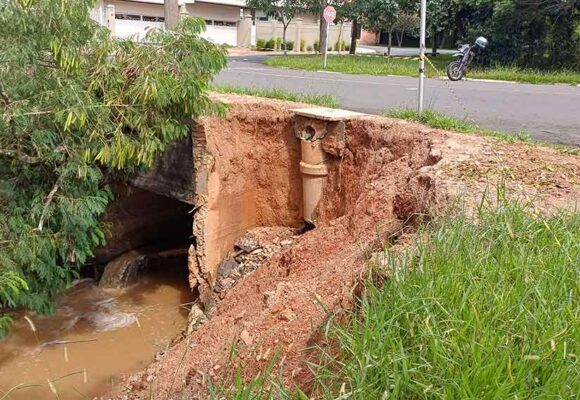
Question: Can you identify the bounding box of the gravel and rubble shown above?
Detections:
[213,227,297,300]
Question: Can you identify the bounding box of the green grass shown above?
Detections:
[265,55,580,85]
[312,198,580,399]
[210,84,339,108]
[266,54,447,77]
[384,108,531,143]
[467,64,580,85]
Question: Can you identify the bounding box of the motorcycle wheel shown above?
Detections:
[446,61,464,81]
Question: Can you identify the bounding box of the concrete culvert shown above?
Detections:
[95,187,194,288]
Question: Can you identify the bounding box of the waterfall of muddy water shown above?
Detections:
[0,255,191,400]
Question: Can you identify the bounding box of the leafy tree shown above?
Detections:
[451,0,579,68]
[339,0,418,55]
[247,0,308,55]
[393,12,420,46]
[0,0,226,333]
[362,0,401,55]
[333,0,371,54]
[396,0,579,67]
[327,0,358,55]
[425,0,457,53]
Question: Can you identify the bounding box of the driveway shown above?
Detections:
[215,55,580,146]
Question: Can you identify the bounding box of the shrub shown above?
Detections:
[300,39,306,52]
[275,37,282,51]
[256,38,266,51]
[334,40,346,52]
[283,41,294,51]
[0,0,227,325]
[313,39,320,53]
[265,38,276,50]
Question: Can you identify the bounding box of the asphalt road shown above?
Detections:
[215,55,580,147]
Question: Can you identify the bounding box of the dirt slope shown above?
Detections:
[122,95,579,399]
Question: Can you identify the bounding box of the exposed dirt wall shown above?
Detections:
[190,101,304,303]
[124,95,579,399]
[125,97,451,399]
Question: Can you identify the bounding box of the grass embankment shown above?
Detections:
[210,84,339,108]
[314,200,580,399]
[265,55,580,85]
[221,199,580,399]
[385,108,531,143]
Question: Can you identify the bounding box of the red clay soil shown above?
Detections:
[188,97,304,306]
[123,95,580,399]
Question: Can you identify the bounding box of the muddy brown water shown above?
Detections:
[0,256,191,400]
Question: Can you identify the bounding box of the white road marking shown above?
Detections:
[464,78,518,84]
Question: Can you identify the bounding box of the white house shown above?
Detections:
[91,0,352,50]
[92,0,248,45]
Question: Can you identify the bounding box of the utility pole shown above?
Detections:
[164,0,180,30]
[417,0,426,114]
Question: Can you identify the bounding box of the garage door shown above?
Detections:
[115,14,164,42]
[114,14,238,46]
[202,21,238,47]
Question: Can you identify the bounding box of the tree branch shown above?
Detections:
[37,183,60,232]
[0,149,41,164]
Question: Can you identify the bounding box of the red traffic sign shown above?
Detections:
[323,6,336,24]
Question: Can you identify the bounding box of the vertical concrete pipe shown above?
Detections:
[292,108,366,225]
[300,140,328,223]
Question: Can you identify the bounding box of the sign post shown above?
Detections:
[323,6,336,69]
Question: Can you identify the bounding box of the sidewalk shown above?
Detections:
[228,47,377,57]
[359,44,455,57]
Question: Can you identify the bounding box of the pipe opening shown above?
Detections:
[94,187,194,290]
[304,125,316,140]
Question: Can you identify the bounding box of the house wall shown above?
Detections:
[256,20,352,50]
[90,0,106,24]
[361,30,378,45]
[296,12,319,24]
[106,0,164,17]
[104,1,243,23]
[102,0,243,45]
[97,1,350,50]
[185,2,241,22]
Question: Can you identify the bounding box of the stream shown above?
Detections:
[0,255,191,400]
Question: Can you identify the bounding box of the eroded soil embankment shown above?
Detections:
[126,95,580,399]
[188,100,304,305]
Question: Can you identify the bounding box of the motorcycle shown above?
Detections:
[446,36,488,81]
